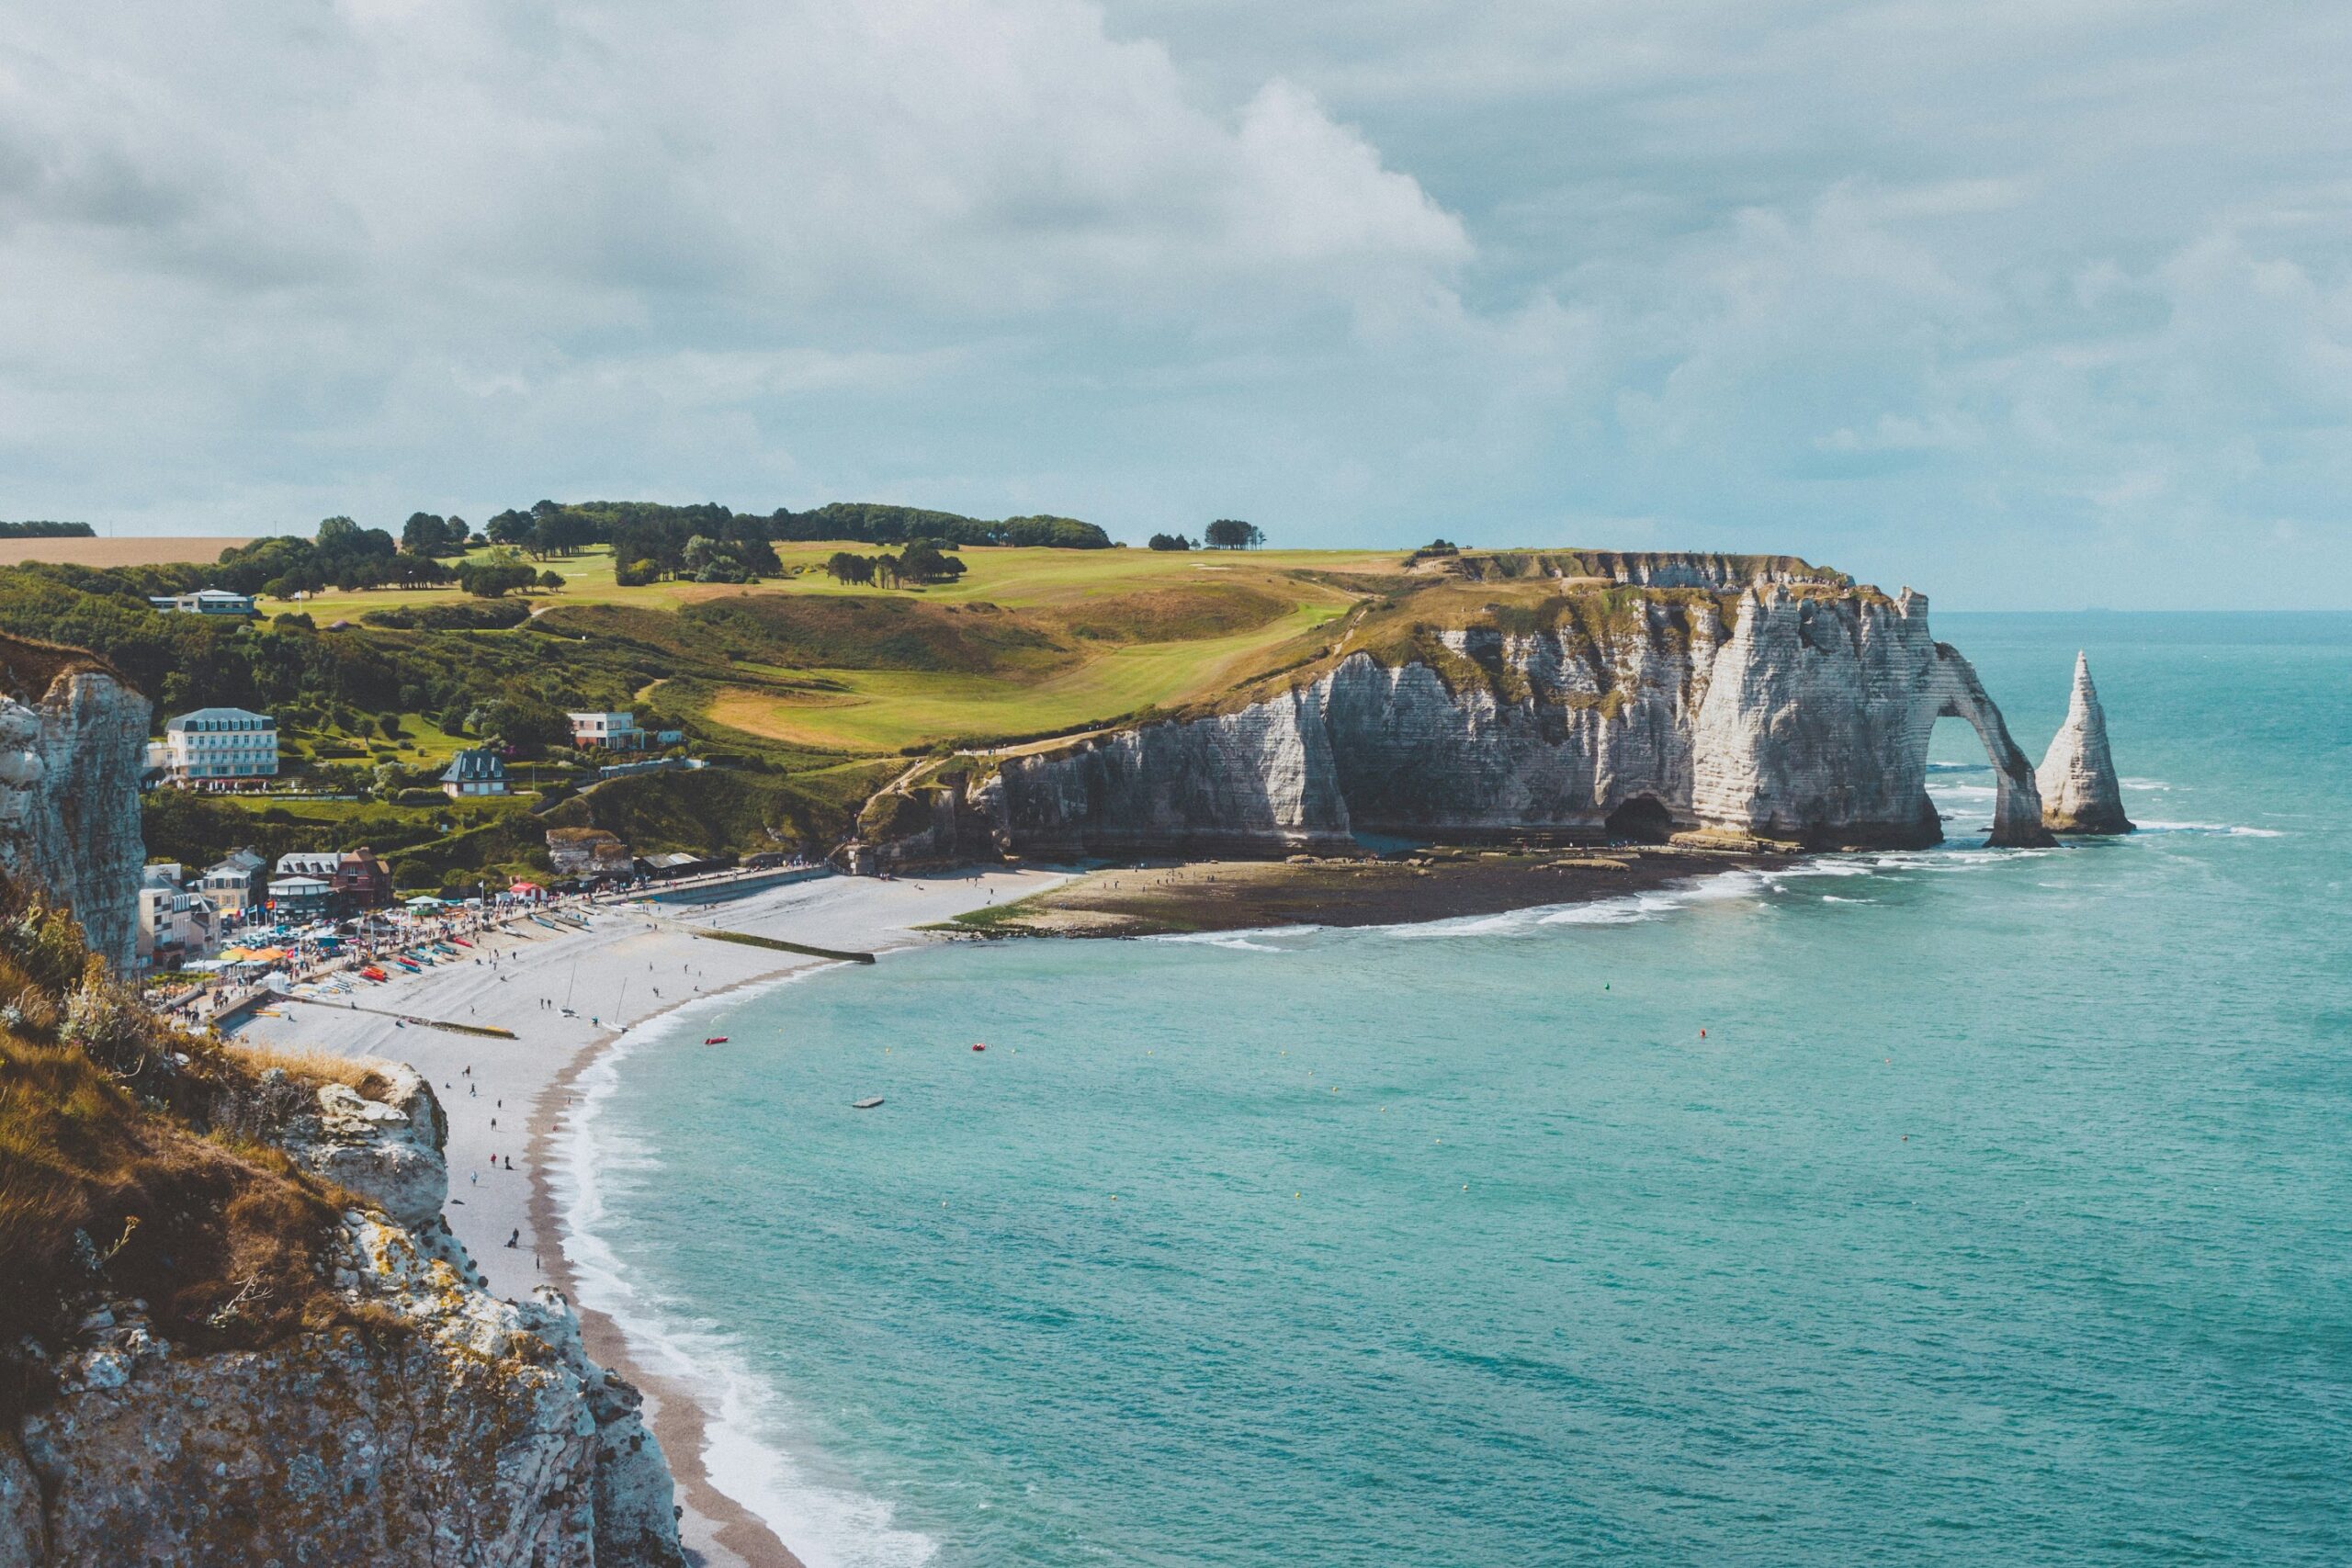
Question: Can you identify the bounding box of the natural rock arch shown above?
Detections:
[1919,644,2054,849]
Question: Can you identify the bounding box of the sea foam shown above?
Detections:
[553,971,941,1568]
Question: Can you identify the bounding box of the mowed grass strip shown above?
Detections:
[702,597,1349,753]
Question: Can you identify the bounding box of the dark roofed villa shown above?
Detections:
[441,748,509,797]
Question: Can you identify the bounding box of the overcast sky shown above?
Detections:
[4,1,2348,605]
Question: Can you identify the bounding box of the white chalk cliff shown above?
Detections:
[977,570,2055,854]
[4,1063,686,1567]
[2037,651,2132,834]
[0,642,149,971]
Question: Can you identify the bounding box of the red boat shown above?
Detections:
[971,1043,987,1052]
[704,1035,729,1045]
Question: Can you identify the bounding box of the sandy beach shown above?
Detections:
[231,864,1062,1568]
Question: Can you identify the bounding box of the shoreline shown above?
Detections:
[530,990,810,1568]
[944,843,1793,939]
[232,866,1065,1568]
[243,848,1787,1566]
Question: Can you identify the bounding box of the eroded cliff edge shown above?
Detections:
[0,636,148,971]
[899,558,2055,861]
[1,998,687,1567]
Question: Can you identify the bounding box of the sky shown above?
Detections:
[3,1,2348,607]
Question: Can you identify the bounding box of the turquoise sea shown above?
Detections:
[560,613,2352,1567]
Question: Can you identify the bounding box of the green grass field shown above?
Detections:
[286,542,1402,757]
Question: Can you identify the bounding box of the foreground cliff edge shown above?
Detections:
[0,631,686,1566]
[0,894,686,1566]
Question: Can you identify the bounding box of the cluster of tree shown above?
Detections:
[0,566,625,751]
[399,513,472,558]
[821,539,967,588]
[1405,538,1462,564]
[1204,519,1264,550]
[477,502,780,582]
[484,498,1113,558]
[0,521,95,538]
[210,517,458,596]
[774,504,1110,549]
[457,553,561,598]
[1150,520,1262,551]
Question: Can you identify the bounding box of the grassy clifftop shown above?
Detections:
[0,885,391,1410]
[5,536,1860,874]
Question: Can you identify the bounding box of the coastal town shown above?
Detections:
[136,678,720,998]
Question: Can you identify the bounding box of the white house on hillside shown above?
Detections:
[160,707,277,786]
[148,589,256,615]
[568,711,684,751]
[442,748,508,796]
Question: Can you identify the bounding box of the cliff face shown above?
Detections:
[979,573,2055,854]
[2038,651,2132,834]
[0,662,149,971]
[5,1066,685,1568]
[1689,588,2051,848]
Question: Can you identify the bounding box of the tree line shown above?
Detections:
[821,540,967,588]
[1149,519,1264,552]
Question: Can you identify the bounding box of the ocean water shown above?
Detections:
[560,613,2352,1567]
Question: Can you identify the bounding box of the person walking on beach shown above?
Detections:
[505,1228,519,1248]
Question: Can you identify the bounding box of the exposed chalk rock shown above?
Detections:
[2037,651,2132,834]
[13,1071,685,1567]
[281,1059,452,1231]
[0,649,149,970]
[977,574,2054,855]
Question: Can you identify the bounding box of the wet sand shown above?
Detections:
[949,844,1788,939]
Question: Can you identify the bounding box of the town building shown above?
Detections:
[567,712,684,751]
[137,867,217,969]
[441,748,509,796]
[273,848,392,911]
[146,589,256,616]
[264,876,334,920]
[199,848,269,922]
[159,707,277,786]
[568,711,637,748]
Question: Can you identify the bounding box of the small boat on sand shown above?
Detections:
[851,1096,884,1110]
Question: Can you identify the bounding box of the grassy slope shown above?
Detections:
[141,539,1855,872]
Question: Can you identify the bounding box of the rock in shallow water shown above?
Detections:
[2038,651,2133,835]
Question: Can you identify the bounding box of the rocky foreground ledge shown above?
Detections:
[3,1043,684,1567]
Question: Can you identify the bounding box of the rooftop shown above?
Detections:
[165,706,275,729]
[442,748,507,782]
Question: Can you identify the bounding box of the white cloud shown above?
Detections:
[1,0,2349,606]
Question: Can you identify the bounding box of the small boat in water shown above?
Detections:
[971,1042,987,1052]
[704,1035,729,1045]
[851,1096,884,1110]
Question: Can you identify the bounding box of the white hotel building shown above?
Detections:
[159,707,278,786]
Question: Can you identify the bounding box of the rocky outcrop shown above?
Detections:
[2038,651,2132,834]
[978,573,2055,855]
[0,646,149,971]
[1690,588,2052,848]
[6,1064,686,1567]
[279,1061,452,1231]
[548,828,637,881]
[1446,550,1849,591]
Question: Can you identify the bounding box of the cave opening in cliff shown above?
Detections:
[1604,795,1676,844]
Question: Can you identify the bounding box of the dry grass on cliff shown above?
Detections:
[0,892,370,1414]
[223,1043,388,1096]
